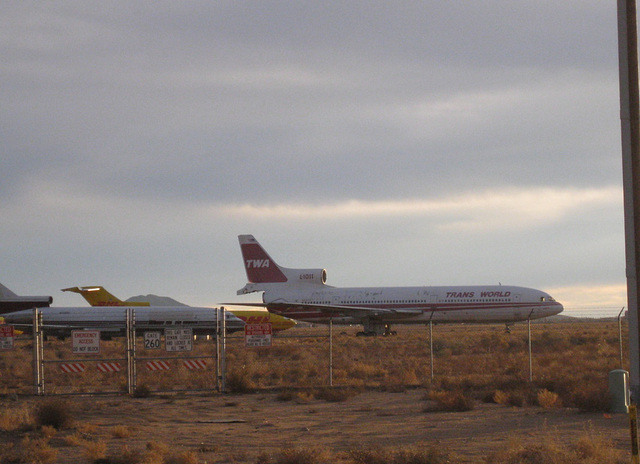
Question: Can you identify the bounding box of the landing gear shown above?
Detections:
[504,323,512,334]
[357,321,397,337]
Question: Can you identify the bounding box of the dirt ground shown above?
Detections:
[0,389,633,463]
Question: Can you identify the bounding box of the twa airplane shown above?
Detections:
[0,282,52,313]
[235,235,564,336]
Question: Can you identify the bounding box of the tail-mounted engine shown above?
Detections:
[287,268,327,285]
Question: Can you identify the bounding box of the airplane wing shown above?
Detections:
[223,302,423,320]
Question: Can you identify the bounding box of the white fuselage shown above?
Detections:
[3,306,245,333]
[262,285,563,325]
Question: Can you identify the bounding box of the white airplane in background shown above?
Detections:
[2,306,245,337]
[0,282,52,313]
[235,235,564,336]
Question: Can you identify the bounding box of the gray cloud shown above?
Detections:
[0,2,626,313]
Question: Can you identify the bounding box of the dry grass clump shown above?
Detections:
[536,389,562,409]
[83,440,107,461]
[132,383,152,398]
[34,398,73,429]
[347,445,453,464]
[259,446,331,464]
[485,431,625,464]
[0,436,58,464]
[226,368,257,393]
[111,424,134,438]
[0,404,32,431]
[494,390,520,407]
[568,384,611,412]
[277,389,314,403]
[314,386,361,402]
[97,443,199,464]
[424,390,474,412]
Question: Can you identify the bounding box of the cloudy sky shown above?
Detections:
[0,2,627,316]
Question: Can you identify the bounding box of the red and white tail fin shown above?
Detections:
[237,235,328,295]
[238,235,288,284]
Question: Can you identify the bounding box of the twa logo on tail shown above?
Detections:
[246,259,271,269]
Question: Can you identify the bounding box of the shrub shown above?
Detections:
[83,440,107,462]
[277,389,314,403]
[392,446,453,464]
[347,446,453,464]
[226,368,256,393]
[347,446,389,464]
[34,398,73,429]
[425,390,474,412]
[2,437,58,464]
[570,385,611,412]
[537,389,562,409]
[274,447,330,464]
[493,387,535,408]
[315,387,360,402]
[0,405,32,431]
[165,451,199,464]
[485,432,624,464]
[132,384,152,398]
[112,425,133,438]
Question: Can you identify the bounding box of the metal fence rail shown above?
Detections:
[0,309,630,396]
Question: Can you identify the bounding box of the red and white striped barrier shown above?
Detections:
[97,362,121,373]
[183,359,207,370]
[59,363,86,373]
[146,360,170,371]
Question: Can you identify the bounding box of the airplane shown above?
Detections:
[2,306,245,337]
[234,235,564,336]
[62,286,150,306]
[0,282,52,313]
[224,307,296,332]
[63,285,296,332]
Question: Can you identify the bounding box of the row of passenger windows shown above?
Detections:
[302,299,511,304]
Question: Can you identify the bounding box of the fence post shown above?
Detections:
[619,307,626,369]
[32,308,44,395]
[329,318,333,387]
[528,310,534,382]
[428,312,435,381]
[215,307,220,391]
[126,308,137,395]
[220,307,226,393]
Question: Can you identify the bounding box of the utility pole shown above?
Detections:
[618,0,640,401]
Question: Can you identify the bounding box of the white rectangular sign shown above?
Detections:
[165,328,193,352]
[0,325,14,351]
[245,323,272,347]
[144,331,161,350]
[72,330,100,354]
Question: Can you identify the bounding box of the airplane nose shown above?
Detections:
[550,302,564,316]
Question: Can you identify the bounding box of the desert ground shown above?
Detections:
[0,388,633,463]
[0,320,634,462]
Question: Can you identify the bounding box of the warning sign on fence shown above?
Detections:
[0,325,14,351]
[72,330,100,354]
[245,323,272,347]
[165,328,193,352]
